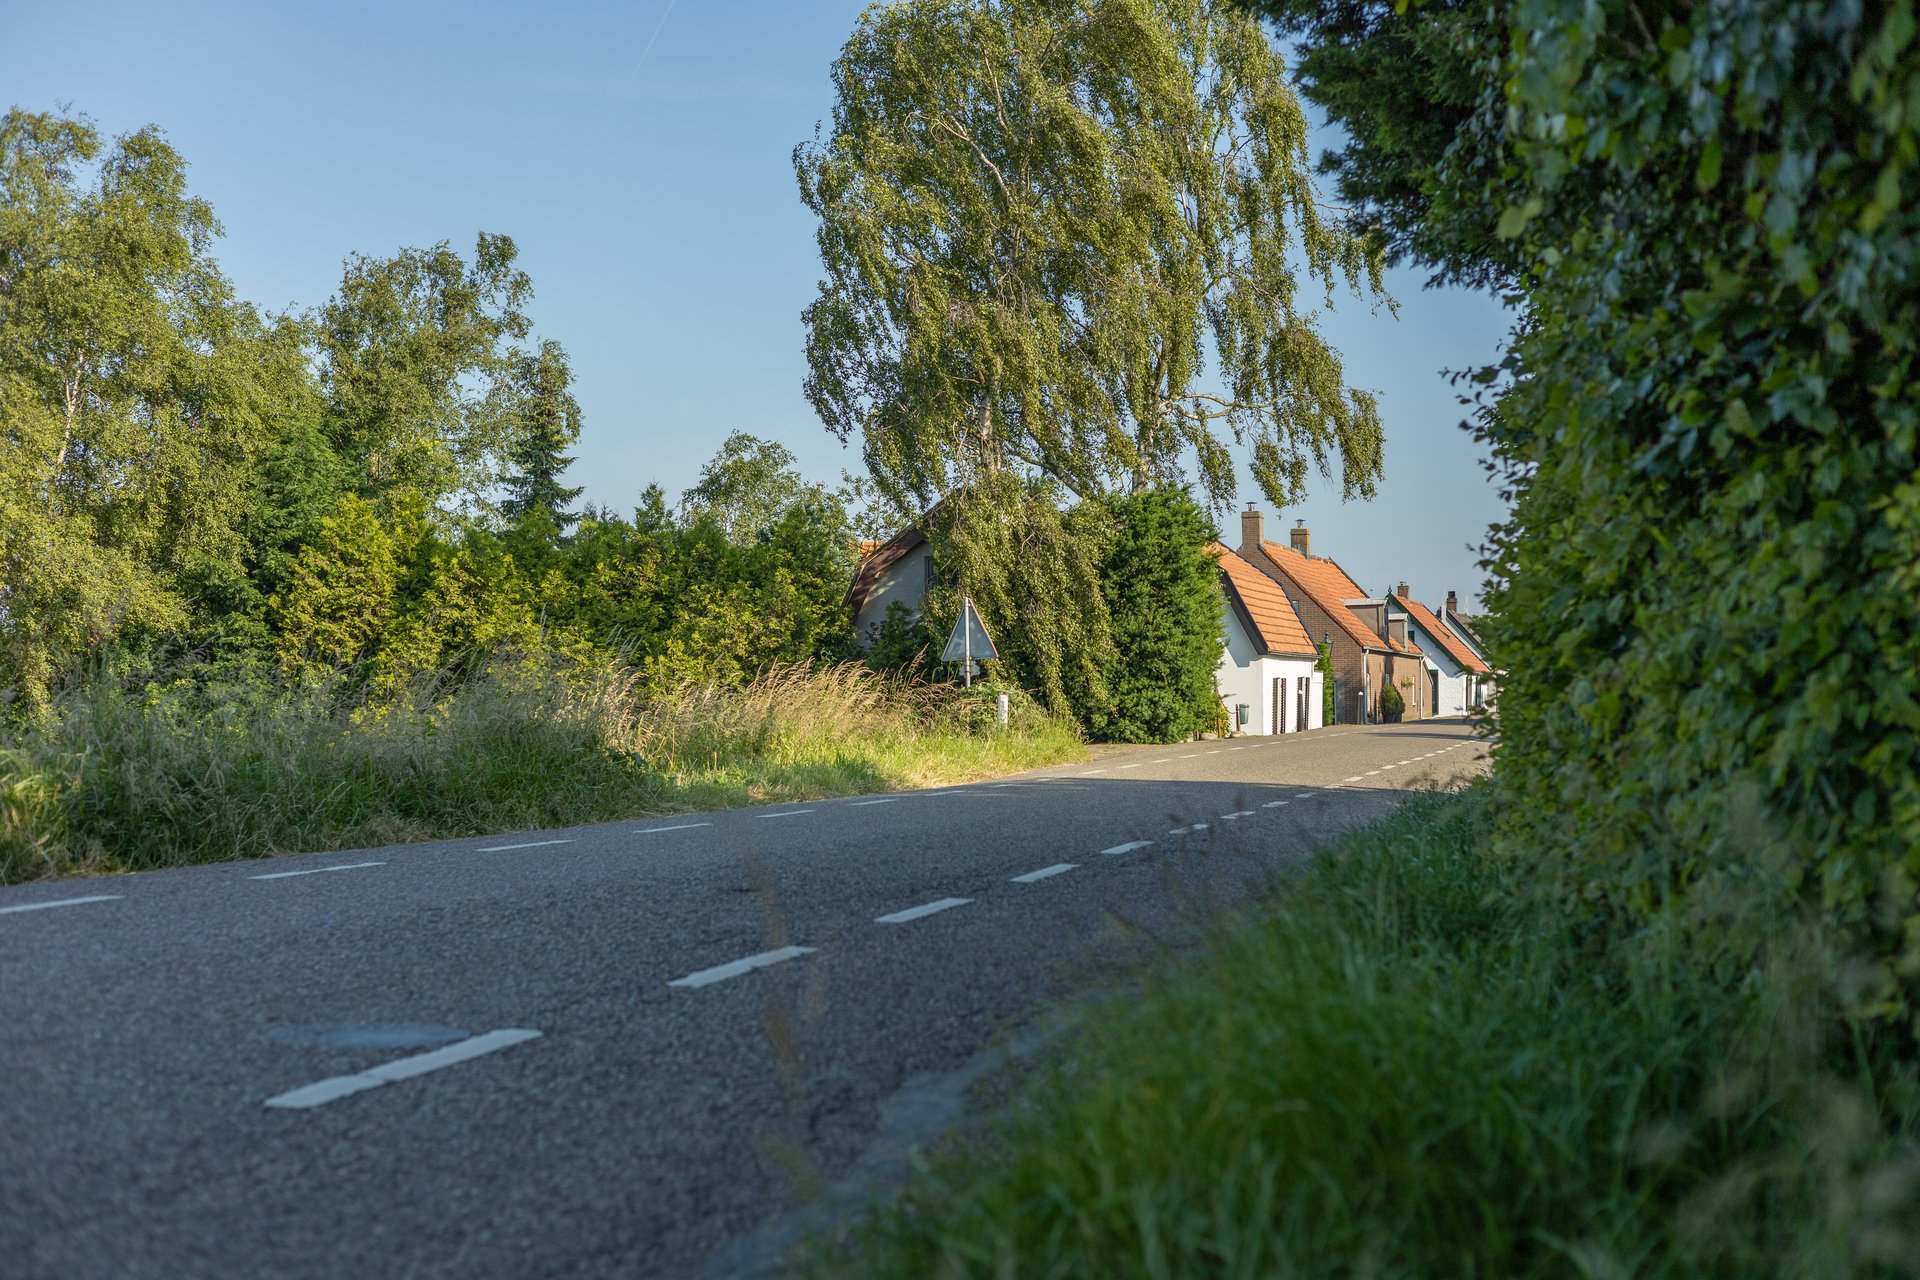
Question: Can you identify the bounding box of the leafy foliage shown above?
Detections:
[1084,488,1222,742]
[797,0,1389,517]
[1255,0,1920,1011]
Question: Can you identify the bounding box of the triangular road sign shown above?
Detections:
[941,596,998,664]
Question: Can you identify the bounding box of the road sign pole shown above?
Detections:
[964,602,972,688]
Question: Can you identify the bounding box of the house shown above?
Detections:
[1436,590,1498,707]
[1385,586,1491,716]
[1235,508,1430,723]
[1212,543,1324,735]
[848,524,934,646]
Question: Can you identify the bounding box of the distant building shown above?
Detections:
[1212,543,1323,735]
[1386,587,1491,717]
[1234,508,1429,724]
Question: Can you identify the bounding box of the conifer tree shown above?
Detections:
[497,340,584,537]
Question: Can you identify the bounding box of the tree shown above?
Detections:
[1088,488,1222,741]
[680,432,836,544]
[0,109,264,717]
[497,339,585,539]
[316,234,533,510]
[797,0,1389,518]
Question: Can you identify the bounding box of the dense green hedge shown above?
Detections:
[1256,0,1920,1015]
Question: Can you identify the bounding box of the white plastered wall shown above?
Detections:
[1216,606,1319,735]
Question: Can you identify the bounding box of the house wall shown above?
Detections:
[852,548,935,648]
[1407,630,1469,715]
[1215,607,1318,735]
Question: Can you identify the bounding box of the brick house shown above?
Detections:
[1235,509,1429,724]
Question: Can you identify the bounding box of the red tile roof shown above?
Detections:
[1393,594,1491,673]
[1210,544,1316,657]
[1256,541,1418,654]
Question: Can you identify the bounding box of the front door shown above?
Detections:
[1297,677,1308,731]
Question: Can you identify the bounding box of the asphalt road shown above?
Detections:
[1,720,1491,1280]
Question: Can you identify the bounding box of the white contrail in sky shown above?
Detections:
[622,0,682,93]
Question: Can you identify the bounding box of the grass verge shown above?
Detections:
[799,786,1920,1278]
[0,661,1083,882]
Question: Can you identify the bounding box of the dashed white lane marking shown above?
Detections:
[757,809,815,820]
[1116,762,1143,770]
[1294,791,1318,799]
[264,1029,543,1110]
[876,897,972,925]
[477,839,572,853]
[1177,753,1200,759]
[638,822,713,833]
[1080,769,1108,776]
[1219,811,1255,821]
[249,861,385,881]
[1167,822,1211,835]
[848,798,900,806]
[1262,800,1288,808]
[1364,770,1384,776]
[668,945,816,989]
[1100,840,1154,855]
[1204,749,1224,755]
[1343,775,1365,783]
[0,895,120,916]
[1011,863,1077,883]
[1151,758,1173,764]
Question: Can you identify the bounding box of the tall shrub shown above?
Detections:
[1254,0,1920,1010]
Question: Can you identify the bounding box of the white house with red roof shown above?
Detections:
[1212,543,1324,735]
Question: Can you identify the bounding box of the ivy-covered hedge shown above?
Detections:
[1256,0,1920,1014]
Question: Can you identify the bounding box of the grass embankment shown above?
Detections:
[0,662,1083,883]
[805,787,1920,1278]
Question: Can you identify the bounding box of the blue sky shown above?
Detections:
[6,0,1512,608]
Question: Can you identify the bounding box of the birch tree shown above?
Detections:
[796,0,1389,516]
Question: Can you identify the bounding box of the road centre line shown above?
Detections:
[477,839,572,853]
[0,895,120,916]
[757,809,815,819]
[1294,791,1318,799]
[1262,800,1288,808]
[263,1029,543,1110]
[249,861,385,881]
[1343,775,1365,782]
[1079,769,1108,776]
[1177,753,1200,759]
[1116,762,1143,770]
[848,798,900,806]
[1204,749,1224,755]
[876,897,972,925]
[668,945,815,989]
[638,822,713,834]
[1011,863,1077,883]
[1220,811,1255,820]
[1100,840,1154,855]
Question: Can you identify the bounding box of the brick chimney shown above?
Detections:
[1396,581,1410,599]
[1240,504,1263,553]
[1289,519,1309,556]
[1445,590,1459,615]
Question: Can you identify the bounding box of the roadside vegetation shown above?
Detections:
[803,786,1920,1277]
[0,660,1081,883]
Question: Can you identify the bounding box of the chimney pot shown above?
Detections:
[1239,506,1264,552]
[1289,522,1310,556]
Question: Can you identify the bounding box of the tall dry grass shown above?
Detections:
[0,659,1082,882]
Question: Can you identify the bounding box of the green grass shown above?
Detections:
[0,660,1084,882]
[800,787,1920,1279]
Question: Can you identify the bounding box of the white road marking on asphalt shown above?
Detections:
[248,861,385,881]
[1365,770,1383,776]
[1100,840,1154,855]
[668,945,816,989]
[1204,749,1224,755]
[848,798,900,806]
[757,809,815,819]
[875,897,972,925]
[1177,753,1200,759]
[1116,762,1143,770]
[1011,863,1077,883]
[477,839,573,852]
[638,822,713,833]
[0,895,121,916]
[1343,775,1365,782]
[1220,811,1254,821]
[1262,800,1288,808]
[263,1029,543,1110]
[1079,769,1108,776]
[1294,791,1317,799]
